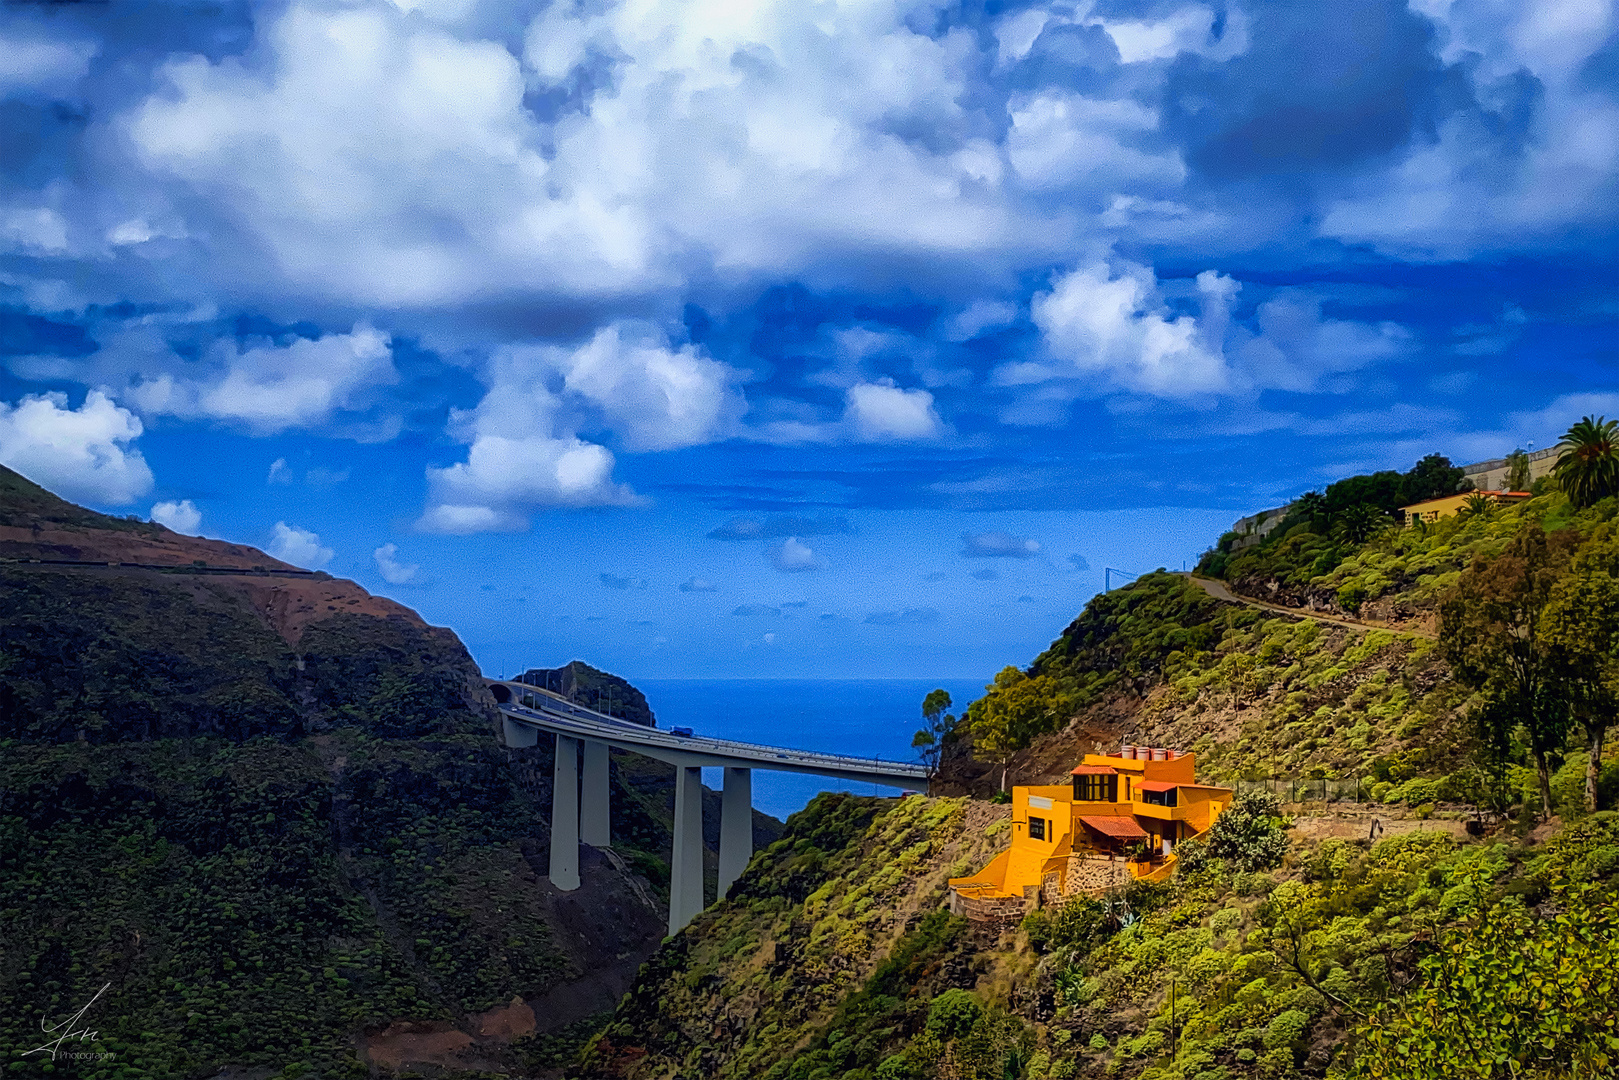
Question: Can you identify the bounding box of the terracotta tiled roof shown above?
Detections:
[1138,781,1178,792]
[1070,765,1117,776]
[1078,815,1149,839]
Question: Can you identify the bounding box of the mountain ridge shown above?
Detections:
[0,465,744,1078]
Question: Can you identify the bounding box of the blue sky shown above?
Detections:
[0,0,1614,682]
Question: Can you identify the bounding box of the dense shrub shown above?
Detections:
[1201,790,1290,872]
[926,989,982,1039]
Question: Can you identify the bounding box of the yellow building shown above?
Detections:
[948,745,1233,923]
[1401,489,1532,527]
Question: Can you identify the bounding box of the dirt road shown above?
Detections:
[1181,574,1437,641]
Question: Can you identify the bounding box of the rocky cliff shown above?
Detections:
[0,464,760,1078]
[518,661,656,728]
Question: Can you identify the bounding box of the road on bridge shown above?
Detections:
[490,678,927,936]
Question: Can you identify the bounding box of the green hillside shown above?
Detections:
[949,489,1619,818]
[0,468,738,1079]
[572,789,1619,1080]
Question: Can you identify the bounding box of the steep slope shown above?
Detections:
[944,492,1619,811]
[577,793,1011,1079]
[519,662,656,727]
[572,793,1619,1080]
[936,573,1471,803]
[0,466,729,1078]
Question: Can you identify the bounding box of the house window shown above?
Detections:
[1029,816,1047,841]
[1073,774,1118,802]
[1142,787,1178,807]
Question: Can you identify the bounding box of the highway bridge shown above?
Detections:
[487,678,929,935]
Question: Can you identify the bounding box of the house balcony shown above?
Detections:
[1131,801,1192,822]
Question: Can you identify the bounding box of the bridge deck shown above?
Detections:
[492,680,926,787]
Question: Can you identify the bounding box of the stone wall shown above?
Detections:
[1462,446,1559,492]
[949,888,1030,926]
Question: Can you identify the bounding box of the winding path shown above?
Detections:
[1180,574,1437,641]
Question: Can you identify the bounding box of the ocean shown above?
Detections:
[634,678,990,821]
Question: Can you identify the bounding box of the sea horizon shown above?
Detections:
[633,676,990,820]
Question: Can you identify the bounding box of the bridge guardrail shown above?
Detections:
[498,700,927,778]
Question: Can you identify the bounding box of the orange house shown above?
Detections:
[948,745,1232,923]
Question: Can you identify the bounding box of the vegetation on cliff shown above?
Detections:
[576,792,1619,1080]
[517,662,656,727]
[953,490,1619,824]
[578,793,1009,1079]
[0,472,693,1079]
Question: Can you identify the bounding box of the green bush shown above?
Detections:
[1263,1008,1311,1051]
[1202,791,1289,872]
[1021,909,1053,953]
[926,989,983,1039]
[875,1052,924,1080]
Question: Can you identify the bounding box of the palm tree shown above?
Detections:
[1461,492,1495,518]
[1295,490,1327,532]
[1553,415,1619,508]
[1334,502,1388,545]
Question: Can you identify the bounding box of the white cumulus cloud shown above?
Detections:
[1032,259,1236,398]
[0,390,154,506]
[844,382,945,442]
[2,206,69,253]
[373,542,421,584]
[1231,292,1411,393]
[268,522,334,569]
[1318,0,1619,257]
[422,434,638,532]
[117,0,1059,310]
[0,32,96,95]
[772,537,827,572]
[419,323,741,531]
[124,324,397,435]
[150,499,202,535]
[1007,93,1186,192]
[553,324,747,453]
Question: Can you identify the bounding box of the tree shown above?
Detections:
[1505,449,1532,492]
[1295,490,1328,532]
[1344,873,1619,1080]
[967,669,1026,792]
[1460,492,1495,518]
[911,689,955,779]
[1399,452,1469,505]
[1552,414,1619,508]
[1334,502,1389,545]
[1324,471,1406,517]
[965,668,1075,791]
[1540,530,1619,812]
[1200,790,1287,871]
[1440,526,1577,818]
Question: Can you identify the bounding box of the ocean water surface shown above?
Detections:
[635,678,990,821]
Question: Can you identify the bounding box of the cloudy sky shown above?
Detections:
[1,0,1614,681]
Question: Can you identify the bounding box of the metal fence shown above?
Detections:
[1233,776,1374,804]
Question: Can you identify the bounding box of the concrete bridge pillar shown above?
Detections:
[718,767,753,900]
[668,766,705,935]
[581,740,611,848]
[550,734,581,891]
[502,715,538,748]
